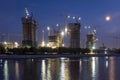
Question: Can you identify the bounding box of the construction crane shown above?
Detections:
[85,25,98,49]
[60,14,69,33]
[60,14,81,23]
[24,6,30,18]
[60,14,81,34]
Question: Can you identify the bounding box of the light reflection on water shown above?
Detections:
[109,57,115,80]
[4,60,8,80]
[0,57,120,80]
[15,61,19,80]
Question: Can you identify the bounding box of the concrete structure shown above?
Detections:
[48,35,58,48]
[68,23,80,48]
[48,30,63,48]
[86,34,96,49]
[21,8,38,48]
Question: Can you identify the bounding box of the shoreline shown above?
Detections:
[0,53,120,59]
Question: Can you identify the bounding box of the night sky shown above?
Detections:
[0,0,120,48]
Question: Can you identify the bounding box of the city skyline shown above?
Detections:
[0,0,120,48]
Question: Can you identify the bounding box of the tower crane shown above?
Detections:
[60,14,81,23]
[60,14,81,33]
[24,6,30,18]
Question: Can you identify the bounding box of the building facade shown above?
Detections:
[21,16,38,48]
[86,34,96,49]
[68,23,81,48]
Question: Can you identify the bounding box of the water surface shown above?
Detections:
[0,57,120,80]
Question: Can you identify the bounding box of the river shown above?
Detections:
[0,56,120,80]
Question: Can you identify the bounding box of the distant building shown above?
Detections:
[86,34,95,49]
[68,23,81,48]
[21,8,38,48]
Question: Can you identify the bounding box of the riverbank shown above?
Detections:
[0,53,120,59]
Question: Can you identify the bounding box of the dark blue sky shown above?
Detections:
[0,0,120,48]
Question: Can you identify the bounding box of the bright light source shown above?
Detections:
[61,31,65,36]
[65,27,68,33]
[47,43,49,47]
[41,41,45,47]
[88,26,91,28]
[25,7,29,18]
[47,26,50,30]
[92,46,96,50]
[14,42,19,48]
[67,15,70,18]
[62,44,65,47]
[105,16,111,21]
[56,24,59,27]
[73,16,75,19]
[78,17,81,20]
[93,29,96,33]
[15,42,18,45]
[60,57,65,60]
[4,41,7,45]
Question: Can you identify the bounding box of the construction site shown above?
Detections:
[0,7,97,51]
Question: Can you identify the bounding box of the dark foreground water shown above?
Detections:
[0,57,120,80]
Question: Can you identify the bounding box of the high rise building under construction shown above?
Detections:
[21,8,38,47]
[68,23,81,48]
[86,34,96,49]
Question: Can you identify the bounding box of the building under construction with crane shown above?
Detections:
[68,23,81,48]
[59,14,81,48]
[21,7,38,48]
[86,27,97,50]
[86,34,95,49]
